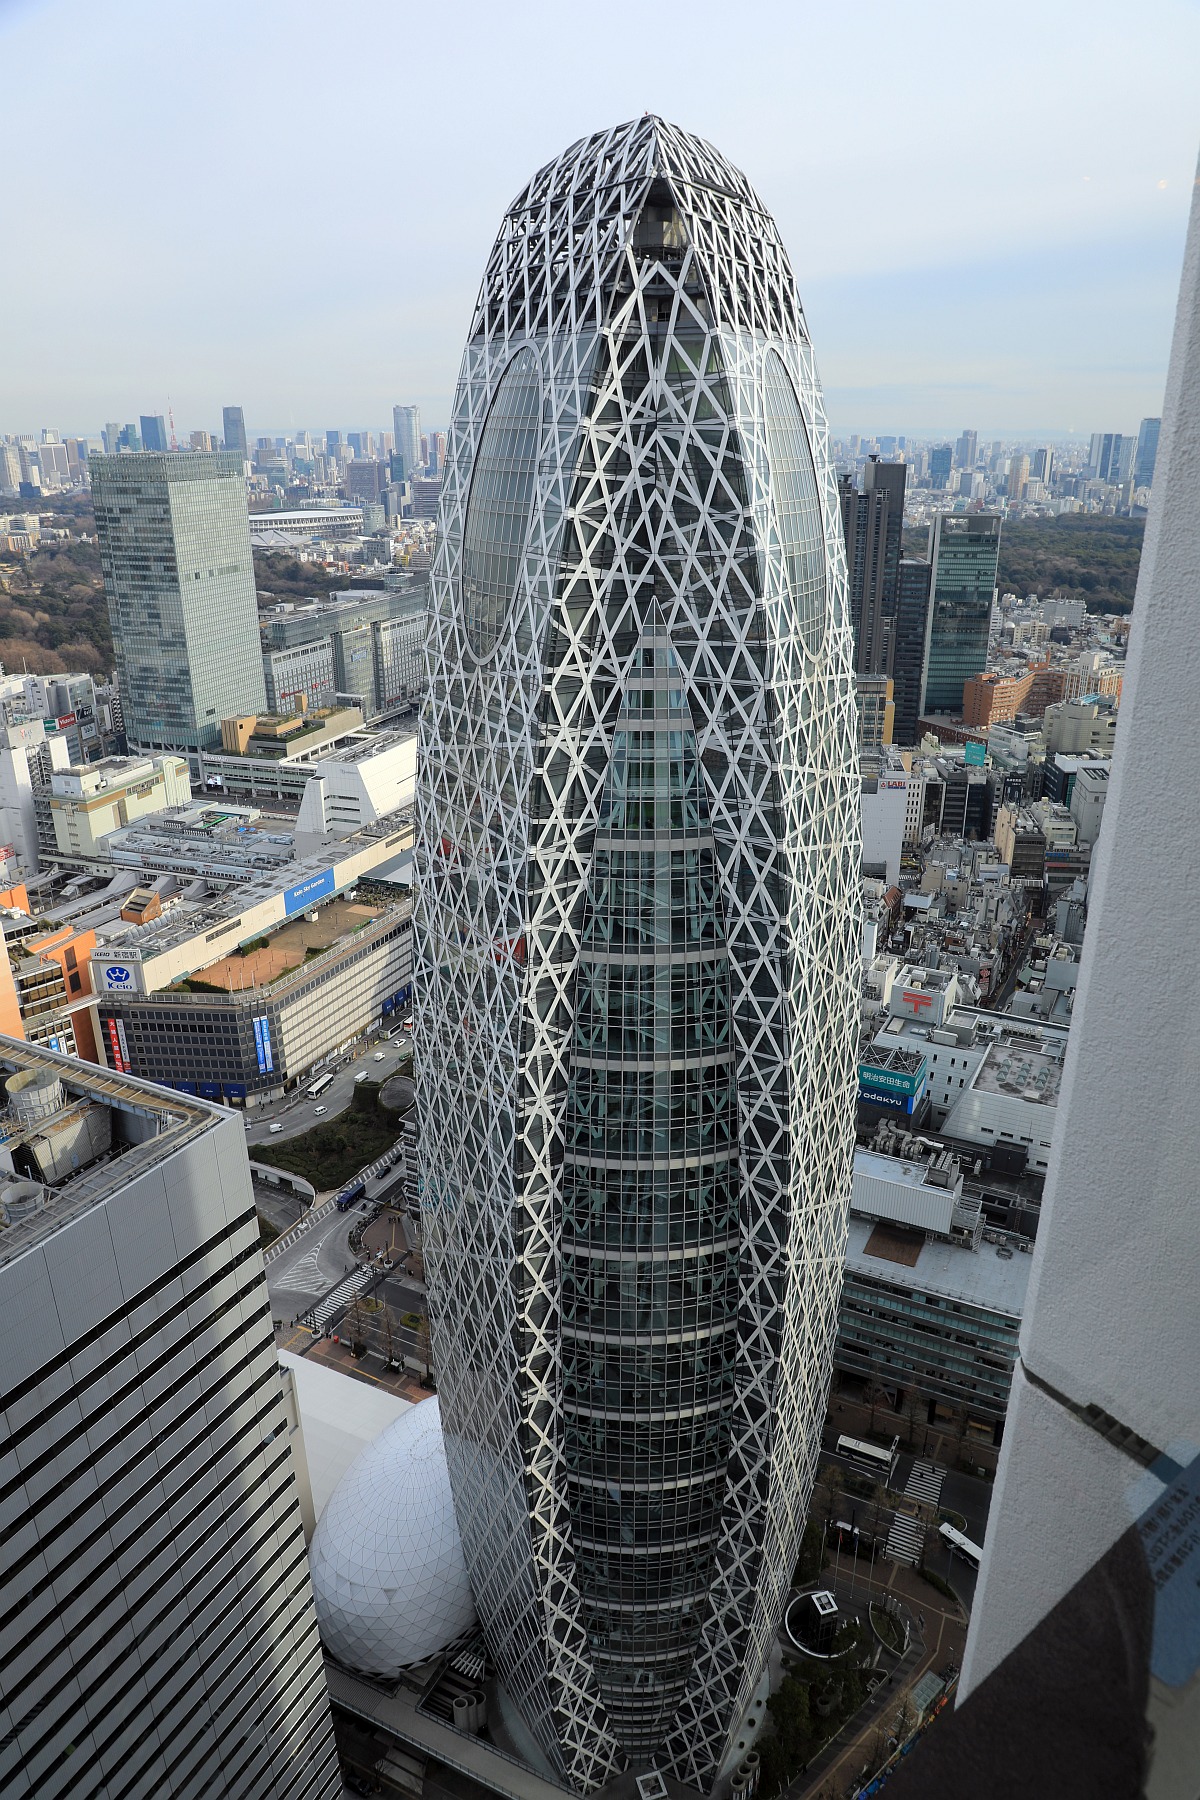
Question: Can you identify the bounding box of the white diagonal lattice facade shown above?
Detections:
[416,116,861,1793]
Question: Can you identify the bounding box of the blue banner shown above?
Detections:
[253,1015,266,1074]
[259,1015,274,1073]
[284,867,336,918]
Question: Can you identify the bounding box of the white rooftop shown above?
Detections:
[279,1350,411,1523]
[844,1214,1030,1317]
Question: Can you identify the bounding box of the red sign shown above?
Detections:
[105,1018,129,1073]
[901,990,934,1015]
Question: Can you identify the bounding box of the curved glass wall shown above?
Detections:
[460,345,542,657]
[761,349,827,656]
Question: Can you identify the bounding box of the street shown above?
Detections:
[264,1202,361,1322]
[244,1027,412,1149]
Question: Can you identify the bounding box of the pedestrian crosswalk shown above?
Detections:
[885,1512,926,1564]
[905,1460,945,1508]
[307,1267,372,1333]
[885,1460,945,1566]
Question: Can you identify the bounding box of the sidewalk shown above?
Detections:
[786,1559,967,1800]
[275,1323,429,1401]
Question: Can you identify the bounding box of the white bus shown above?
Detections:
[306,1072,335,1100]
[836,1434,899,1484]
[939,1521,983,1568]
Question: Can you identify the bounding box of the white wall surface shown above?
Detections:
[962,152,1200,1699]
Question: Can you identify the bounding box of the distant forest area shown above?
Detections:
[903,514,1145,614]
[0,503,1145,683]
[0,525,381,680]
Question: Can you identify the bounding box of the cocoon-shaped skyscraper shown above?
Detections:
[415,116,861,1793]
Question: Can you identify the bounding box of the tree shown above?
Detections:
[414,1313,433,1382]
[900,1385,927,1451]
[345,1293,368,1358]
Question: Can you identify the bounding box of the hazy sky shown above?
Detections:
[2,0,1198,439]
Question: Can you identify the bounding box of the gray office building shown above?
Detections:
[0,1041,340,1800]
[139,413,168,453]
[839,455,908,676]
[391,405,420,480]
[919,513,1002,717]
[263,587,427,722]
[1135,415,1161,489]
[91,452,267,759]
[263,638,338,715]
[222,405,248,461]
[892,557,933,743]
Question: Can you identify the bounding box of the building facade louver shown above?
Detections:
[415,116,861,1792]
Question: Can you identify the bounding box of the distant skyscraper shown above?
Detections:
[1135,415,1161,488]
[392,405,420,480]
[417,116,861,1793]
[1030,445,1054,485]
[892,556,933,742]
[1087,430,1128,484]
[222,404,248,461]
[102,420,122,456]
[839,454,907,675]
[919,513,1002,717]
[91,451,266,759]
[0,1042,340,1799]
[117,423,141,452]
[930,444,953,489]
[956,428,978,469]
[139,412,168,453]
[325,429,342,457]
[1007,452,1029,502]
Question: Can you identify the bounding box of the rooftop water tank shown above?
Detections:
[6,1069,64,1126]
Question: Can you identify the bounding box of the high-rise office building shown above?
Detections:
[892,557,934,743]
[139,412,168,453]
[919,512,1002,717]
[392,405,420,480]
[1030,444,1054,486]
[839,454,907,674]
[222,404,248,461]
[91,452,267,759]
[0,1041,340,1800]
[956,428,978,469]
[930,444,953,489]
[102,420,121,455]
[1007,452,1029,502]
[1135,414,1161,488]
[416,117,860,1793]
[1088,429,1129,484]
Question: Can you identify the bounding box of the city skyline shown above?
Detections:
[1,0,1196,435]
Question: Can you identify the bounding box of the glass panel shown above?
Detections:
[460,346,542,656]
[761,349,827,655]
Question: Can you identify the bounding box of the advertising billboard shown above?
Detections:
[283,867,336,918]
[98,960,142,994]
[858,1060,927,1097]
[964,739,987,767]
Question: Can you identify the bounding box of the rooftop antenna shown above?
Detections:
[168,400,177,452]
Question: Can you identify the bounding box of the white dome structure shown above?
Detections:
[309,1396,476,1674]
